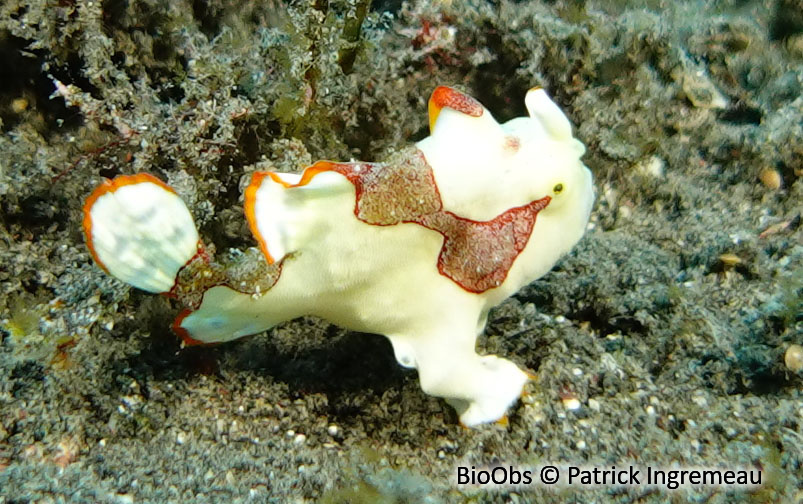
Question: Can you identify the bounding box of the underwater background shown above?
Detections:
[0,0,801,502]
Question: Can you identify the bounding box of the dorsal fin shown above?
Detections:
[244,163,354,264]
[427,86,484,134]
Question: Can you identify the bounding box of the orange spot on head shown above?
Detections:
[82,173,177,272]
[428,86,484,133]
[504,136,520,153]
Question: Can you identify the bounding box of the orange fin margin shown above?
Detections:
[172,308,212,346]
[244,171,274,263]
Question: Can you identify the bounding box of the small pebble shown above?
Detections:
[784,344,803,373]
[758,168,782,190]
[113,494,134,504]
[11,97,28,114]
[718,253,742,267]
[635,155,665,179]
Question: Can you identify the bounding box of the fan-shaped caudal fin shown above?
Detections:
[83,173,201,293]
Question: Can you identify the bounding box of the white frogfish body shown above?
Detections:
[83,86,594,427]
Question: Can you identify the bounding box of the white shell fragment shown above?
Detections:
[83,174,199,293]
